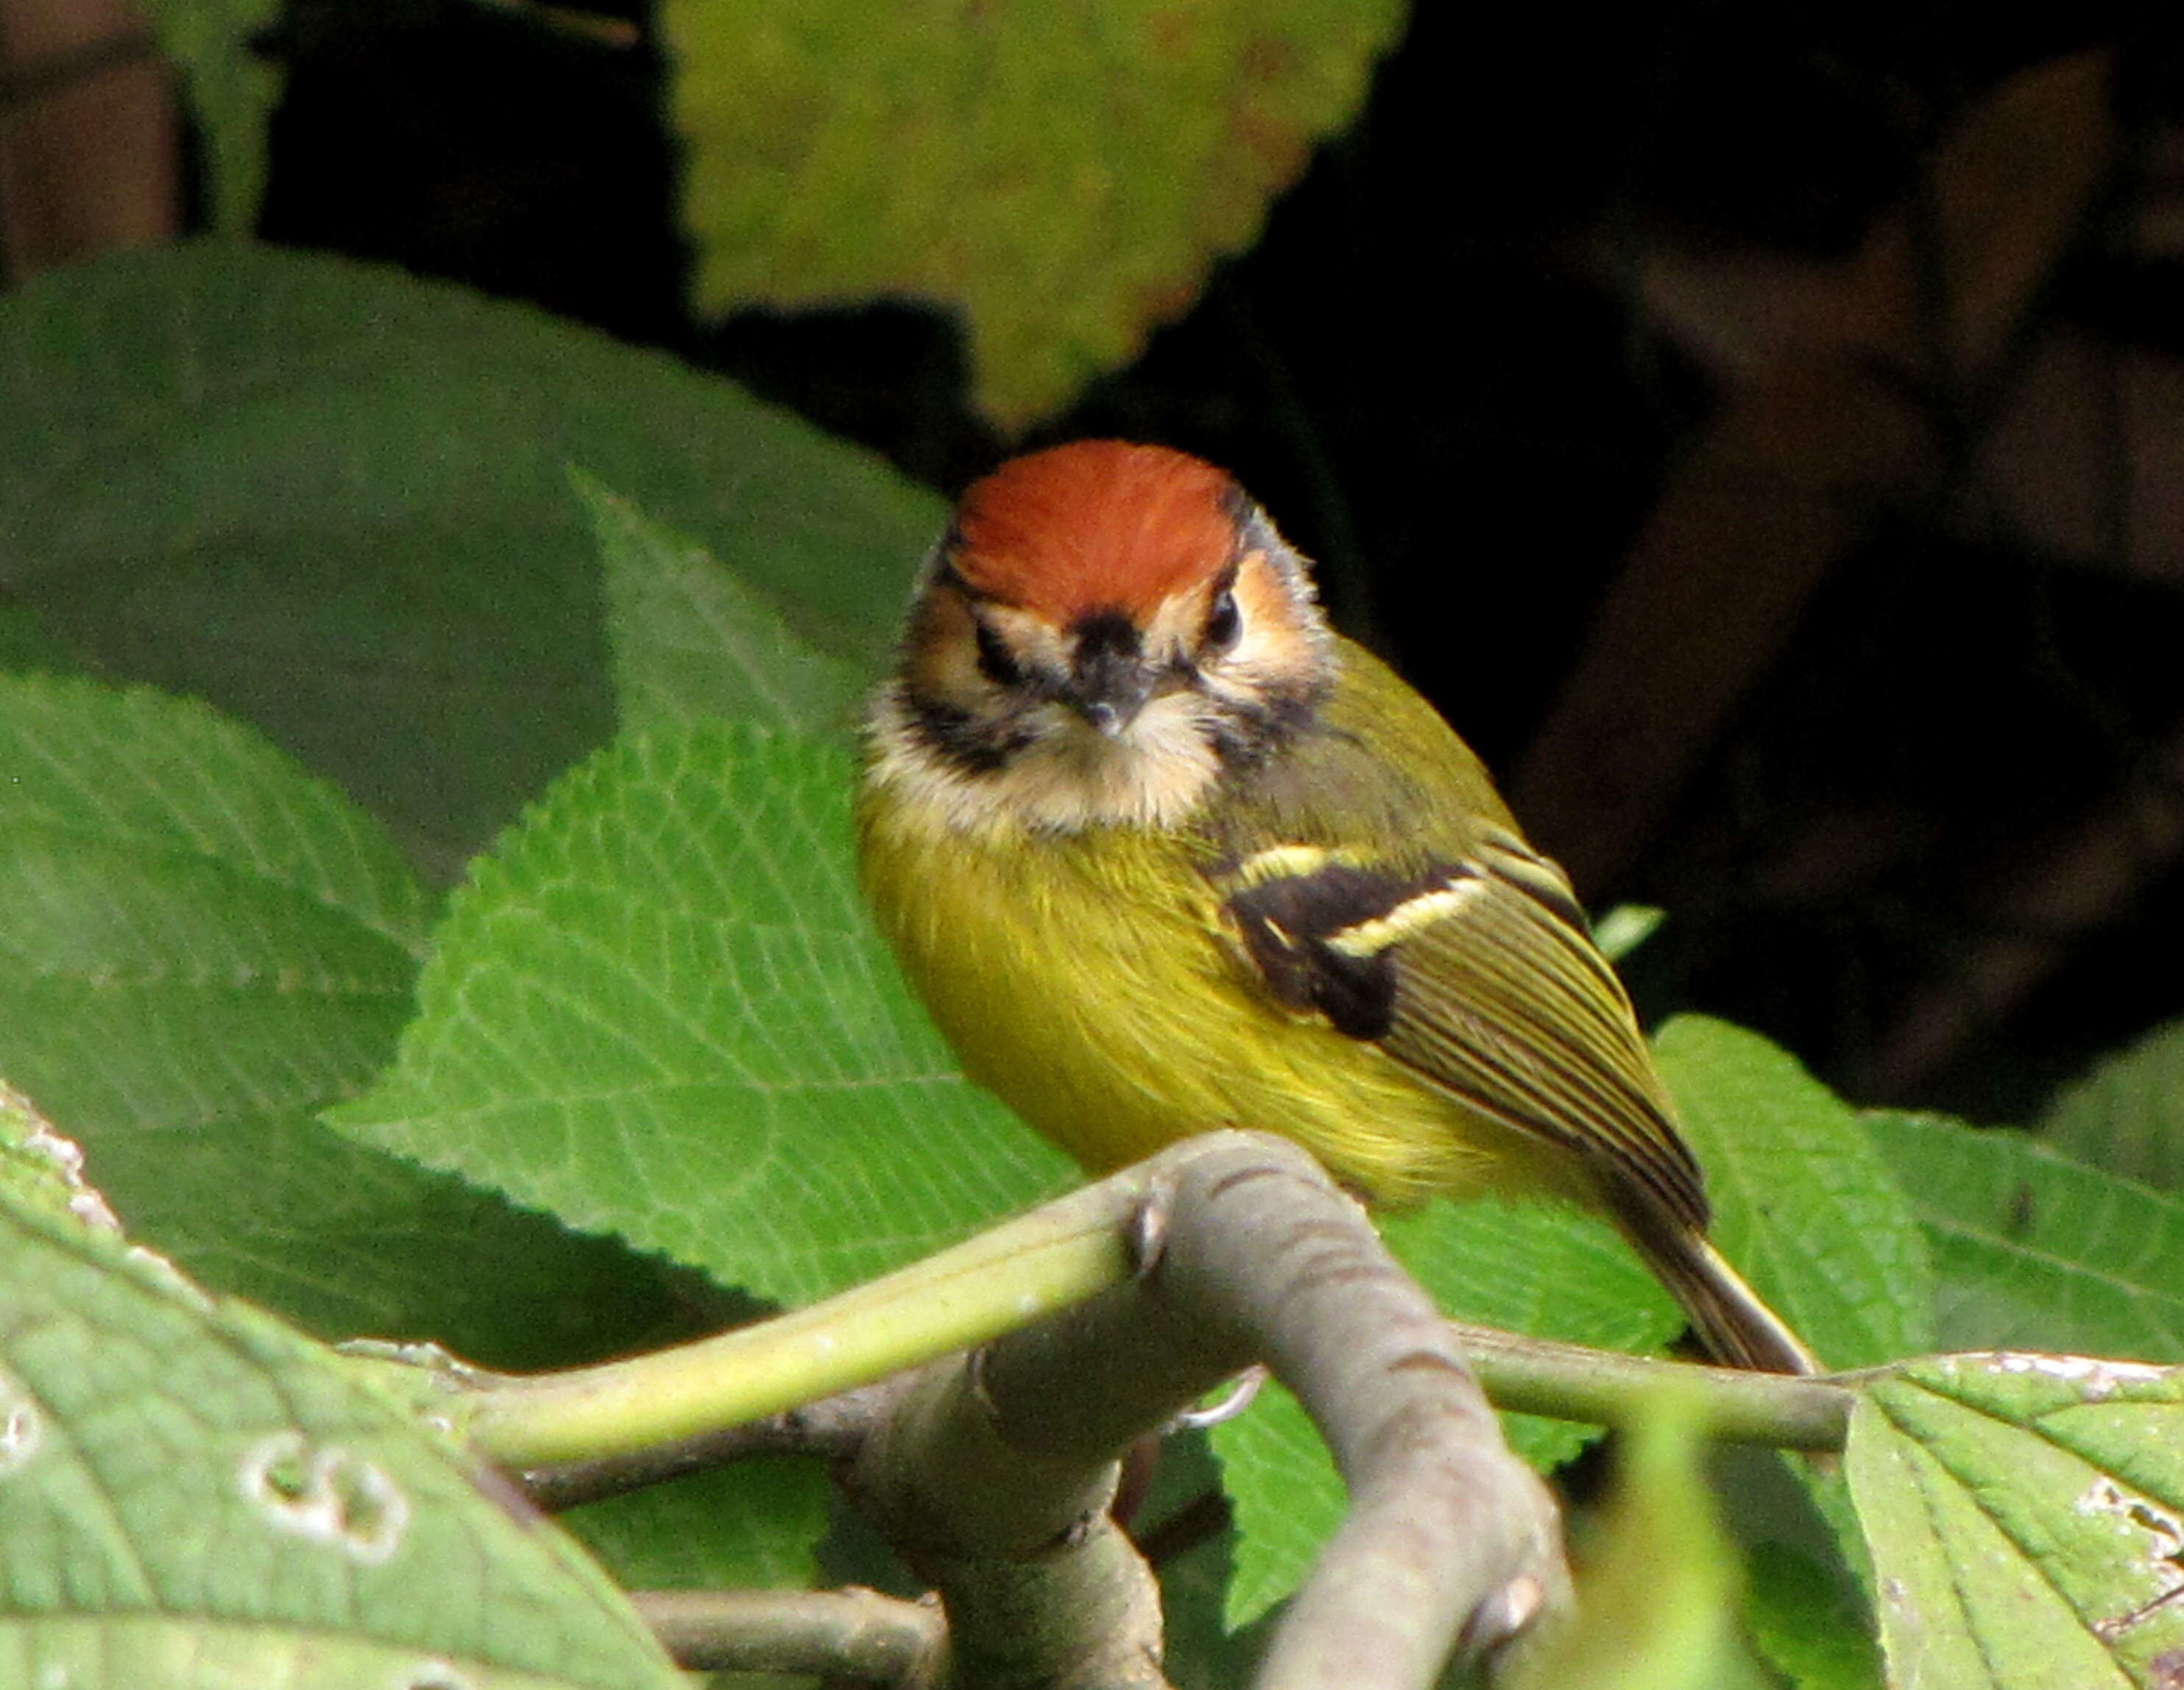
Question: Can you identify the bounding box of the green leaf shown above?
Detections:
[1866,1112,2184,1362]
[0,1181,686,1689]
[582,470,867,738]
[0,1085,120,1236]
[1742,1543,1883,1690]
[139,0,283,233]
[0,597,83,676]
[1594,903,1666,964]
[665,0,1407,425]
[1207,1381,1335,1630]
[1506,1400,1758,1690]
[0,673,426,1145]
[1387,1199,1685,1468]
[1212,1198,1684,1627]
[1656,1016,1934,1369]
[2043,1020,2184,1192]
[562,1455,830,1592]
[90,1112,718,1369]
[333,720,1073,1305]
[1847,1352,2184,1690]
[0,675,696,1365]
[0,244,938,879]
[1135,1428,1260,1690]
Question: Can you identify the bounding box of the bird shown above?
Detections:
[855,439,1817,1375]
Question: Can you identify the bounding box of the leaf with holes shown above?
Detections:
[1848,1352,2184,1690]
[0,1181,686,1689]
[0,1086,119,1237]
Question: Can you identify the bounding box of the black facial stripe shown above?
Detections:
[1226,860,1473,1041]
[1206,678,1320,774]
[972,617,1026,688]
[1070,610,1142,664]
[902,695,1036,775]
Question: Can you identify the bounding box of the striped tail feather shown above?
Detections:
[1631,1225,1820,1376]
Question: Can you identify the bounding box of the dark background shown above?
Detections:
[255,3,2177,1124]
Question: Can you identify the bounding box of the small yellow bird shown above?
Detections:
[856,440,1815,1374]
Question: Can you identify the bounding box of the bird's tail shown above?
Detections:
[1631,1223,1820,1376]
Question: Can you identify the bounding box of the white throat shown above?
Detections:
[869,686,1223,838]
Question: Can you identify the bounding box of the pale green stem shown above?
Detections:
[1449,1322,1855,1450]
[459,1134,1851,1470]
[468,1170,1145,1467]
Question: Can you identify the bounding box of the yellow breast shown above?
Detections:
[854,786,1496,1203]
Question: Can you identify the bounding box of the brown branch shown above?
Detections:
[851,1132,1569,1690]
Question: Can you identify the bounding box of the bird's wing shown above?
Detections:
[1215,827,1709,1233]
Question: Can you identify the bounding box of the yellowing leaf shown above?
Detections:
[665,0,1408,425]
[1506,1398,1747,1690]
[1848,1353,2184,1690]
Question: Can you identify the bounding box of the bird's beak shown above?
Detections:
[1067,614,1156,738]
[1067,651,1156,738]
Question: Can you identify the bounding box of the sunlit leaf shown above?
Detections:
[1658,1017,1933,1369]
[0,1184,685,1688]
[1867,1112,2184,1363]
[1848,1352,2184,1690]
[334,720,1072,1305]
[665,0,1407,424]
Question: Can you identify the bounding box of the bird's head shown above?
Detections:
[868,441,1335,835]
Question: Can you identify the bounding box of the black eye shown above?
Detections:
[1203,587,1241,653]
[973,617,1026,688]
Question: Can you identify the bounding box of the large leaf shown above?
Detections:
[1848,1352,2184,1690]
[1867,1112,2184,1362]
[0,675,696,1365]
[0,1181,686,1689]
[0,243,937,880]
[1656,1016,1934,1369]
[583,470,867,738]
[665,0,1407,425]
[333,719,1072,1305]
[561,1457,831,1593]
[2043,1019,2184,1192]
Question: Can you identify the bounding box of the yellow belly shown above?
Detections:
[856,793,1502,1205]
